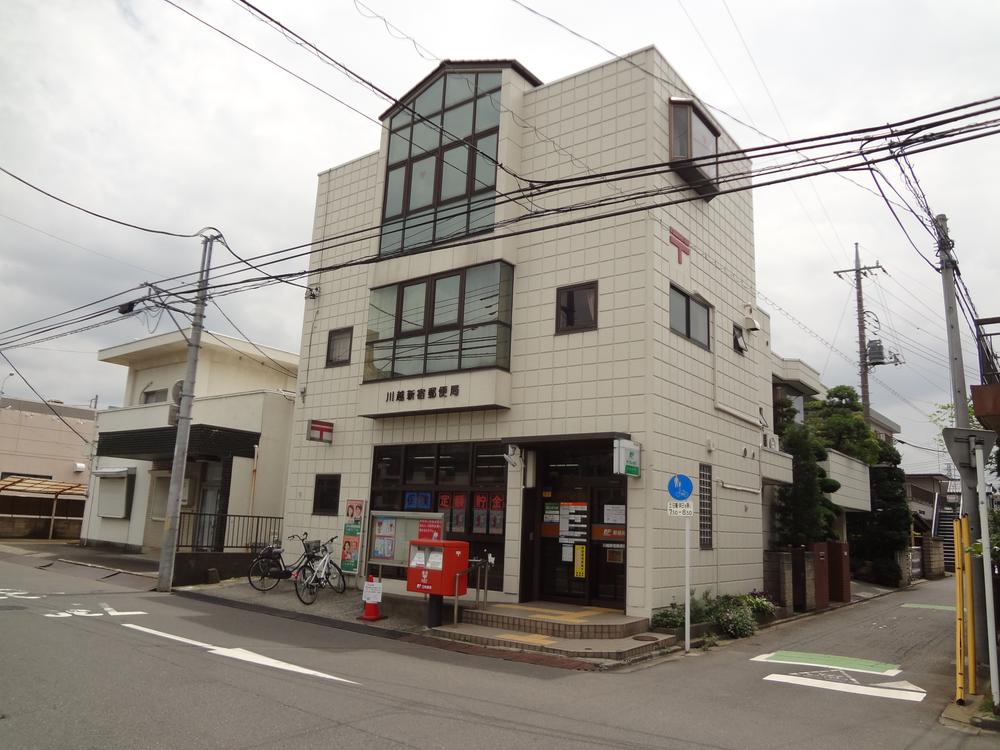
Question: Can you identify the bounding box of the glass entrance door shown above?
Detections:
[539,488,589,601]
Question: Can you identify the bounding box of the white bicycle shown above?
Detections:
[294,536,346,604]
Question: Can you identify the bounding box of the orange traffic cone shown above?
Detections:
[358,574,386,622]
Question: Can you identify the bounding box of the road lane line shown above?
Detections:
[122,623,214,648]
[763,674,925,701]
[901,603,955,612]
[752,651,901,676]
[121,624,359,685]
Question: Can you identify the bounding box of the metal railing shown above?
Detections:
[974,316,1000,385]
[453,556,492,624]
[176,512,283,552]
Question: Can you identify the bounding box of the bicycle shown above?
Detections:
[295,536,346,604]
[248,533,321,591]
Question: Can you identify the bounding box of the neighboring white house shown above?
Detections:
[80,330,298,553]
[278,49,816,618]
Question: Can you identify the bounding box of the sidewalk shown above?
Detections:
[0,539,159,575]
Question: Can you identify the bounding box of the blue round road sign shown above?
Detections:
[668,474,693,500]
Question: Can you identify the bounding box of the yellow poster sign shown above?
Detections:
[573,544,586,578]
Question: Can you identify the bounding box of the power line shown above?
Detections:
[0,351,90,443]
[0,165,210,239]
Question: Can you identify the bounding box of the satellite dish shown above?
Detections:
[171,380,184,404]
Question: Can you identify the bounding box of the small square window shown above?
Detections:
[733,324,748,355]
[326,328,352,367]
[312,474,341,515]
[556,281,598,334]
[669,286,711,349]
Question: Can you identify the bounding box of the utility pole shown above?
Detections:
[156,233,216,592]
[935,214,990,660]
[833,243,883,422]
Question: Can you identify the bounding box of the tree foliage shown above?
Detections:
[805,386,880,465]
[773,396,797,438]
[848,439,911,566]
[775,423,841,546]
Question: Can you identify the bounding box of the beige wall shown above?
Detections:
[0,401,94,483]
[285,49,773,615]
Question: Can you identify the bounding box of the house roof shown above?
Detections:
[379,59,543,121]
[98,329,298,371]
[0,397,96,420]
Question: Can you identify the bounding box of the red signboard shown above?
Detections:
[418,518,443,540]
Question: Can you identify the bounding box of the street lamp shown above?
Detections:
[0,372,15,400]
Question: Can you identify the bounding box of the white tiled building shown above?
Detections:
[284,49,792,617]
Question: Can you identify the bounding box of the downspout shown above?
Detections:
[248,444,259,516]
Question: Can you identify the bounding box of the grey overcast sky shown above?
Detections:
[2,0,998,475]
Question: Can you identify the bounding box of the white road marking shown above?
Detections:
[100,602,147,616]
[764,674,925,701]
[0,588,43,600]
[872,680,925,692]
[121,624,359,685]
[751,652,902,676]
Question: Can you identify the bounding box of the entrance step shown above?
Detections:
[431,622,676,661]
[461,601,649,639]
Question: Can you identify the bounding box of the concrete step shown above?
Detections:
[431,622,676,661]
[462,602,649,639]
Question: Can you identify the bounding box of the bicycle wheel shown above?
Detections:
[295,563,318,605]
[327,563,346,594]
[248,558,280,592]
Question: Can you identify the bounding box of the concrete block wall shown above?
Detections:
[922,537,945,579]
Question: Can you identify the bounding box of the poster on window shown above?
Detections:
[488,493,505,535]
[473,493,489,534]
[404,490,433,511]
[418,518,443,540]
[452,492,467,533]
[438,493,452,532]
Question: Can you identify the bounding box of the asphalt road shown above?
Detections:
[0,554,992,750]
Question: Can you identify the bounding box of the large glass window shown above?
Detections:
[370,440,507,591]
[364,261,513,381]
[379,70,503,256]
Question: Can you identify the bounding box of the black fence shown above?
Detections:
[176,512,282,552]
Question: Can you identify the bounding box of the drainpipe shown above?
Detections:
[248,444,259,517]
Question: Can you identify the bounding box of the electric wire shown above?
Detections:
[0,351,91,442]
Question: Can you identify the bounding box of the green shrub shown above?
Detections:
[871,557,902,587]
[711,600,756,638]
[651,603,685,629]
[741,594,775,618]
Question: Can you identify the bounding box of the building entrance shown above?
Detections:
[520,442,627,608]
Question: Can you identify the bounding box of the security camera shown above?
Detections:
[503,453,518,468]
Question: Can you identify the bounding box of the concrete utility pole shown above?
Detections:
[156,233,216,592]
[833,243,883,422]
[935,213,989,660]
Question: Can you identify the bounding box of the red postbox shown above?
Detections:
[406,539,469,596]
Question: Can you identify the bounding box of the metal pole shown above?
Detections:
[936,214,987,657]
[974,440,999,708]
[954,517,966,703]
[157,234,215,592]
[684,513,691,653]
[853,243,871,422]
[962,515,976,695]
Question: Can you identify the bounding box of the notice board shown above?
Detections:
[367,511,446,568]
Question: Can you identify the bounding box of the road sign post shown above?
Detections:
[668,474,694,652]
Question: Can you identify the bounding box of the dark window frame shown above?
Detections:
[555,280,599,335]
[733,323,748,355]
[364,260,513,382]
[669,99,720,199]
[698,464,713,550]
[141,389,168,404]
[669,285,711,350]
[379,71,503,256]
[325,327,353,367]
[312,474,341,516]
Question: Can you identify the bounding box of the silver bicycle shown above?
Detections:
[294,536,346,604]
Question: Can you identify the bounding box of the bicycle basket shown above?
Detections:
[303,539,321,555]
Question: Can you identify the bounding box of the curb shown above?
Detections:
[172,589,411,641]
[55,558,158,579]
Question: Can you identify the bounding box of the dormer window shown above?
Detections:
[669,99,720,199]
[380,70,502,256]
